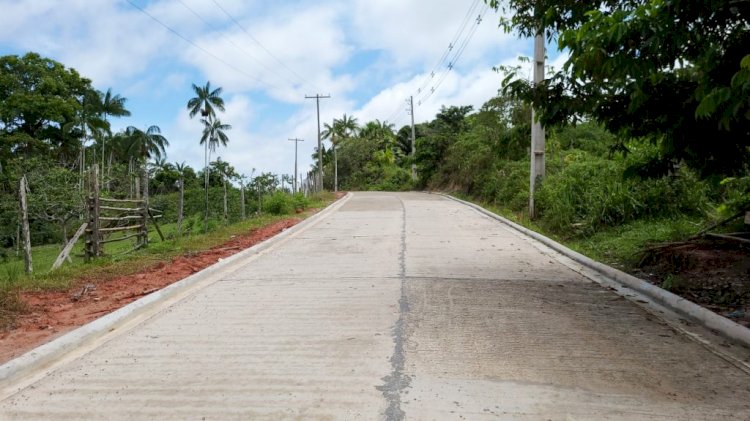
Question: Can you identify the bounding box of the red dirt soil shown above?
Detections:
[0,217,302,364]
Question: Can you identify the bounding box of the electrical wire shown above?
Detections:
[415,4,488,106]
[209,0,317,91]
[124,0,279,89]
[175,0,300,89]
[383,0,487,125]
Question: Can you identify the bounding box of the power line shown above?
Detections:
[210,0,316,91]
[125,0,278,89]
[416,6,488,105]
[389,4,489,121]
[383,0,486,125]
[174,0,299,89]
[412,0,481,98]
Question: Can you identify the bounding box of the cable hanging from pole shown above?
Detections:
[210,0,318,92]
[124,0,279,90]
[383,2,489,125]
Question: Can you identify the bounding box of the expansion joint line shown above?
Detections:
[378,196,410,421]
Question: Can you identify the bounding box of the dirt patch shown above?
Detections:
[636,238,750,328]
[0,217,302,364]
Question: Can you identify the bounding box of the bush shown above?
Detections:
[293,193,309,210]
[369,165,414,191]
[536,151,708,236]
[477,159,530,211]
[264,192,295,215]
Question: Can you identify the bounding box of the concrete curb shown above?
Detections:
[0,193,352,387]
[441,193,750,349]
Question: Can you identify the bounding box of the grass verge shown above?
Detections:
[0,192,336,328]
[454,193,703,271]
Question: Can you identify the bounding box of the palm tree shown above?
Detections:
[339,113,359,138]
[322,114,359,192]
[321,122,340,191]
[211,157,235,224]
[187,81,225,119]
[78,89,108,189]
[199,118,231,230]
[100,89,130,189]
[174,161,188,236]
[124,125,169,199]
[237,173,248,220]
[188,82,227,231]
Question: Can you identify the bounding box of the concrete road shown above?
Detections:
[1,192,749,420]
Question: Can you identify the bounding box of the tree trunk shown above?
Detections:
[177,178,184,236]
[223,175,228,224]
[107,149,114,191]
[134,172,141,200]
[18,175,32,274]
[240,184,245,220]
[204,144,209,233]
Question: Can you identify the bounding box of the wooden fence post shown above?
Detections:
[85,165,101,261]
[139,166,149,247]
[18,175,32,274]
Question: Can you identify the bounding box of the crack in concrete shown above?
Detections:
[377,197,411,421]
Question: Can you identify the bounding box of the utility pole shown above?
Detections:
[529,31,546,218]
[305,94,330,191]
[288,138,304,194]
[408,96,417,181]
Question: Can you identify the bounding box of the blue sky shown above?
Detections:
[0,0,563,180]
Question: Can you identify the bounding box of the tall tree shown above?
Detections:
[187,81,226,231]
[174,161,188,236]
[124,125,169,198]
[211,158,236,223]
[486,0,750,176]
[99,88,130,188]
[187,81,225,120]
[76,89,108,188]
[198,118,231,230]
[0,52,92,163]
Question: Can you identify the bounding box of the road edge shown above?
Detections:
[440,193,750,349]
[0,193,353,390]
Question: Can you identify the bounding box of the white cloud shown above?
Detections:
[0,0,545,180]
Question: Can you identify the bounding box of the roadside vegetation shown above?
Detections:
[312,0,749,323]
[0,52,330,328]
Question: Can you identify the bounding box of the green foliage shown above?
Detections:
[480,159,530,210]
[487,0,750,176]
[293,193,310,210]
[264,191,295,215]
[536,149,708,236]
[717,176,750,216]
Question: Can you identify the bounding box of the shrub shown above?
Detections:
[536,151,708,236]
[293,193,309,210]
[264,192,295,215]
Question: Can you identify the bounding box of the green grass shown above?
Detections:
[0,192,334,294]
[455,193,703,271]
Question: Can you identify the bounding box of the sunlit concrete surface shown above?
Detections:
[1,192,749,420]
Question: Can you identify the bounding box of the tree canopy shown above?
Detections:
[488,0,750,176]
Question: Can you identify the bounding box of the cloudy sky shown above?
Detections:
[0,0,561,180]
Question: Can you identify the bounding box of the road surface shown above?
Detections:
[1,192,749,420]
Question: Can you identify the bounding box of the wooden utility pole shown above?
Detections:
[305,94,330,191]
[288,138,304,194]
[529,31,546,218]
[408,96,417,181]
[240,179,246,220]
[18,175,32,274]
